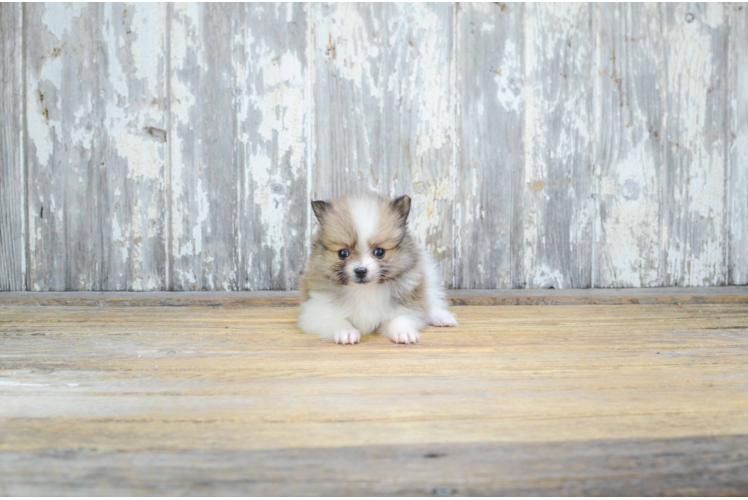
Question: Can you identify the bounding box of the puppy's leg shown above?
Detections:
[381,313,425,344]
[298,295,360,345]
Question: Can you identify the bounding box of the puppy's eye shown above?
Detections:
[338,249,350,260]
[373,247,385,258]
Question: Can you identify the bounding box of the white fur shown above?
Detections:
[422,251,458,327]
[347,196,379,247]
[344,197,382,283]
[298,250,457,344]
[298,201,457,345]
[381,314,423,344]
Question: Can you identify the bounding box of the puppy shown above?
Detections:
[298,193,457,345]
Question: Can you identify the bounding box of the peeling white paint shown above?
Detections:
[41,3,84,42]
[405,4,453,159]
[130,4,164,92]
[532,265,565,290]
[411,177,454,249]
[169,3,202,282]
[664,3,727,286]
[248,153,285,277]
[192,176,209,258]
[599,142,661,287]
[13,2,743,292]
[318,4,381,98]
[249,49,306,176]
[27,58,63,167]
[494,39,523,113]
[522,4,541,283]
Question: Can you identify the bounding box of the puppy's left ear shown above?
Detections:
[390,195,411,223]
[311,200,331,224]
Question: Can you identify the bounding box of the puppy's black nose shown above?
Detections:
[354,267,368,278]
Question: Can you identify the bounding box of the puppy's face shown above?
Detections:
[311,195,412,287]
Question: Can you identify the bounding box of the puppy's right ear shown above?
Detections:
[311,200,331,224]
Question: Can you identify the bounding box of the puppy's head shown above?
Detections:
[311,194,415,287]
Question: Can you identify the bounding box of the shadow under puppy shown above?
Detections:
[298,193,457,344]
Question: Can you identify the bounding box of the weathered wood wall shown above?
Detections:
[1,3,746,291]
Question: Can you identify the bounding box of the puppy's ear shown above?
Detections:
[390,195,411,223]
[311,200,331,224]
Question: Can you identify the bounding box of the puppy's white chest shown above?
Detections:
[344,287,395,334]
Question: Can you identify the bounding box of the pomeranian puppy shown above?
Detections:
[298,193,457,345]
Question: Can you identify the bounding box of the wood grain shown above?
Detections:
[25,3,168,291]
[662,4,729,287]
[522,4,595,289]
[0,3,24,291]
[312,3,456,286]
[729,4,748,285]
[169,3,309,291]
[2,3,746,291]
[454,3,524,289]
[237,3,309,291]
[169,3,240,291]
[1,302,747,494]
[2,436,747,496]
[596,4,664,288]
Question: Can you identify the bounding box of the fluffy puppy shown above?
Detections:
[298,193,457,345]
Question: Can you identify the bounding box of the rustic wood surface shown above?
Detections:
[1,3,747,291]
[663,4,729,287]
[522,4,596,290]
[729,4,748,286]
[1,301,747,495]
[0,3,24,291]
[24,3,168,292]
[169,4,309,292]
[454,3,523,289]
[596,3,664,288]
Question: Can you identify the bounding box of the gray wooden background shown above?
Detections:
[1,3,746,291]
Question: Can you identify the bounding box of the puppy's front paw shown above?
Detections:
[333,328,361,345]
[429,309,458,327]
[386,328,420,345]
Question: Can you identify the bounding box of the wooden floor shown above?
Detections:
[1,293,748,495]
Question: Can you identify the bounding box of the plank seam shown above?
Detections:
[235,4,243,290]
[591,2,600,289]
[165,3,173,291]
[724,5,733,286]
[450,1,459,290]
[21,3,28,292]
[305,3,314,276]
[658,3,668,287]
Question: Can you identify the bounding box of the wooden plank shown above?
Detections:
[522,4,595,289]
[312,3,455,286]
[0,303,747,494]
[662,4,729,286]
[2,435,747,496]
[1,286,747,307]
[169,3,309,291]
[0,3,25,291]
[169,4,239,291]
[236,3,309,291]
[596,4,664,288]
[729,4,748,285]
[454,3,523,289]
[25,4,168,291]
